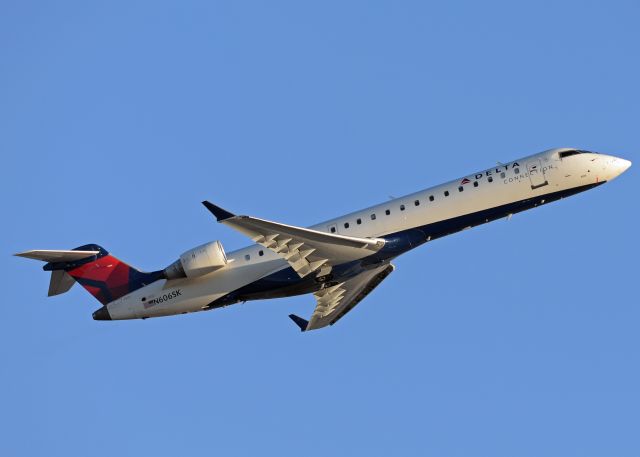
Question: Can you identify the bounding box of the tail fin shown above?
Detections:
[15,244,162,305]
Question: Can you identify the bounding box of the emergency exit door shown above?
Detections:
[527,160,548,189]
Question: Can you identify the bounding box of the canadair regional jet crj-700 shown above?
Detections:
[17,148,631,332]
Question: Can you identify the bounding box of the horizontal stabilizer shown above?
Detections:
[14,250,99,263]
[48,270,75,296]
[288,314,309,332]
[15,244,161,305]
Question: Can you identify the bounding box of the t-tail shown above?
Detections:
[15,244,163,318]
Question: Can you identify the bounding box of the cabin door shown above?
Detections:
[527,160,548,190]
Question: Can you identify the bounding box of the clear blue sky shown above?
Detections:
[2,1,639,456]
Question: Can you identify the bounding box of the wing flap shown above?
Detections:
[326,263,395,327]
[304,263,395,331]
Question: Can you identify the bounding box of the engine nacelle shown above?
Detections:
[163,241,228,279]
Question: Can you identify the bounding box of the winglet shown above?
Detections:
[201,201,235,221]
[288,314,309,332]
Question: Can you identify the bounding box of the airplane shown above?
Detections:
[15,148,631,332]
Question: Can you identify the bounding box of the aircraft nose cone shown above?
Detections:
[607,157,632,180]
[619,158,632,173]
[92,306,111,321]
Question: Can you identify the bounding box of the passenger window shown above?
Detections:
[259,250,264,256]
[488,176,493,183]
[344,222,349,229]
[429,195,434,201]
[500,172,506,178]
[385,209,390,215]
[371,214,376,220]
[330,226,336,233]
[514,168,520,174]
[400,204,405,211]
[444,190,449,197]
[245,254,250,261]
[414,200,420,206]
[357,218,362,225]
[473,181,478,187]
[458,186,464,192]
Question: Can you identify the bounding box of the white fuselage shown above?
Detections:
[106,148,630,320]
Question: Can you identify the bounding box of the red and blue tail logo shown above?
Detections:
[54,245,162,305]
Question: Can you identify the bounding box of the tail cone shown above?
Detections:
[92,306,111,321]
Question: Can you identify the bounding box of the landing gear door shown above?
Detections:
[527,159,548,190]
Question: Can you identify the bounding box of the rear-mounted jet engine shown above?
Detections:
[163,241,228,279]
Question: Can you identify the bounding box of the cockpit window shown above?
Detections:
[559,149,597,159]
[559,150,581,158]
